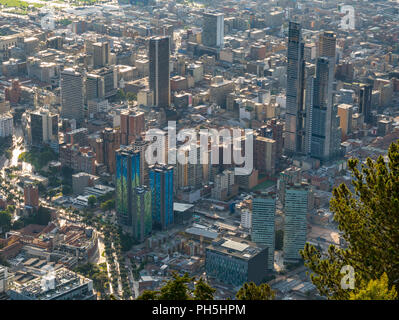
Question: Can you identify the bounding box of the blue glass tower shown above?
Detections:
[149,164,174,230]
[116,147,141,226]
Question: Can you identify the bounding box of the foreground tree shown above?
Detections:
[235,282,275,300]
[137,273,215,300]
[301,141,399,299]
[350,273,397,300]
[193,277,216,300]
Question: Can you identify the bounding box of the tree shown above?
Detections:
[137,273,216,300]
[193,277,216,300]
[88,195,97,208]
[0,211,12,233]
[126,92,137,101]
[236,282,275,300]
[301,141,399,300]
[101,199,115,214]
[350,273,397,300]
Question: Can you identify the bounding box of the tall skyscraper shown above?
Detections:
[358,83,373,125]
[132,186,152,243]
[149,36,170,108]
[115,147,141,226]
[251,193,276,271]
[310,57,341,161]
[283,183,309,264]
[202,12,224,48]
[149,164,174,230]
[285,22,306,155]
[61,68,84,122]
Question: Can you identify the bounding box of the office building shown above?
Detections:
[149,164,174,230]
[310,57,341,161]
[202,12,224,48]
[95,128,121,175]
[0,266,7,293]
[115,147,141,226]
[358,83,373,125]
[251,193,276,270]
[24,183,39,209]
[285,22,306,155]
[149,36,170,108]
[120,109,145,145]
[337,104,353,138]
[254,136,276,175]
[318,31,336,60]
[61,68,84,122]
[0,112,13,137]
[7,267,95,300]
[132,186,152,243]
[205,237,268,287]
[28,109,58,149]
[93,41,109,68]
[283,183,309,264]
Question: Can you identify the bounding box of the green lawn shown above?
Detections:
[0,0,43,8]
[252,179,276,192]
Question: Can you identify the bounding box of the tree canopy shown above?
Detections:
[301,141,399,300]
[235,282,275,300]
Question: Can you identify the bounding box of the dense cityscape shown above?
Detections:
[0,0,398,303]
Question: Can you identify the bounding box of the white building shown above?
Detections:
[0,112,13,137]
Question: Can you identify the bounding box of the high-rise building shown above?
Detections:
[85,74,105,104]
[149,164,174,230]
[132,139,150,185]
[24,182,39,209]
[318,31,336,60]
[149,36,170,108]
[93,41,110,68]
[285,22,306,155]
[61,68,84,122]
[0,112,13,137]
[28,109,58,151]
[0,266,8,293]
[358,83,373,125]
[251,193,276,271]
[115,147,141,226]
[132,185,152,243]
[202,12,224,48]
[254,136,276,175]
[96,127,121,174]
[120,110,145,145]
[283,183,309,264]
[310,57,341,161]
[337,103,353,138]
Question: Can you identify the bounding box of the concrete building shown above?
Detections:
[61,68,84,122]
[283,183,309,264]
[205,237,268,287]
[251,193,276,271]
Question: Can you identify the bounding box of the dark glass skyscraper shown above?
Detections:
[149,164,174,230]
[359,83,373,124]
[285,22,306,155]
[149,36,170,108]
[310,57,341,160]
[116,147,141,226]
